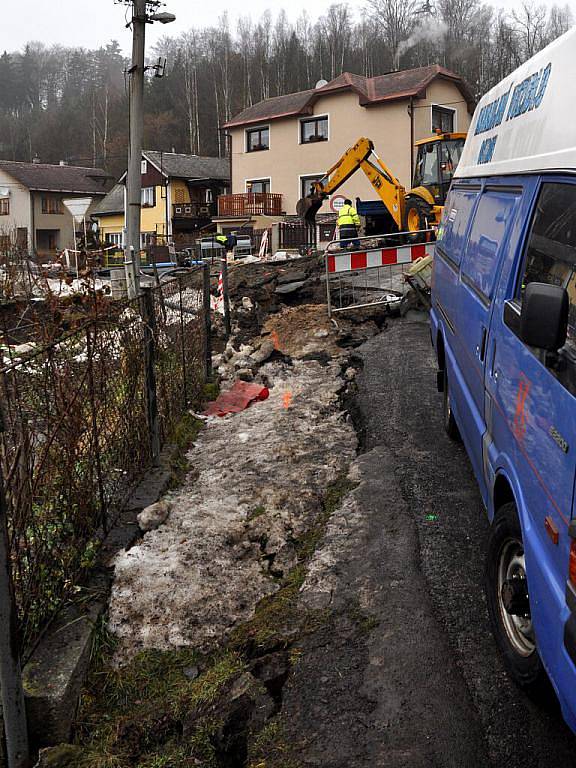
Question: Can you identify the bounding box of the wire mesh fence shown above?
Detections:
[0,267,209,656]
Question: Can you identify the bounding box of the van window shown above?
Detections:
[461,190,519,300]
[514,181,576,392]
[519,183,576,296]
[437,187,479,265]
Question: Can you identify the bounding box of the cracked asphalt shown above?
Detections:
[278,316,575,767]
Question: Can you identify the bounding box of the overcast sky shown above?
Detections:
[2,0,573,54]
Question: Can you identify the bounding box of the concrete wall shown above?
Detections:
[228,80,472,215]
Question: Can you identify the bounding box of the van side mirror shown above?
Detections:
[520,282,568,351]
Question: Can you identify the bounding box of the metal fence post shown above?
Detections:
[140,287,160,466]
[325,252,332,319]
[203,262,212,380]
[0,413,31,768]
[177,276,188,407]
[85,326,107,534]
[221,256,232,340]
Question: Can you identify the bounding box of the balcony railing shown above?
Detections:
[218,193,283,217]
[172,202,216,219]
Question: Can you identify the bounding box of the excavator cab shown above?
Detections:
[406,133,466,235]
[411,133,466,206]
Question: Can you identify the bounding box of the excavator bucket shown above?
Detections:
[296,195,323,226]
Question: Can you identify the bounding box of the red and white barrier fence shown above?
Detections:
[324,229,436,316]
[326,242,433,274]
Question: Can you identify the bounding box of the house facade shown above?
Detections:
[0,160,110,257]
[221,65,474,220]
[92,151,230,251]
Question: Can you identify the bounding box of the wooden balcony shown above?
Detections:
[218,193,283,217]
[172,202,216,219]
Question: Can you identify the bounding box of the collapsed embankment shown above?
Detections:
[40,259,390,768]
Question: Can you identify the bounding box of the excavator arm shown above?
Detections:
[296,136,406,230]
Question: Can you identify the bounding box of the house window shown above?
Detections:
[0,235,10,251]
[141,187,155,207]
[106,232,124,247]
[301,116,328,144]
[41,197,62,214]
[246,179,270,194]
[141,159,148,174]
[246,126,269,152]
[300,175,323,199]
[0,198,9,215]
[432,105,455,133]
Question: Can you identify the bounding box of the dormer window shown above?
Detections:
[247,126,269,152]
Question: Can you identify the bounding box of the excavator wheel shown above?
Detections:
[405,197,432,243]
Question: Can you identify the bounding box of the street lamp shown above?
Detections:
[124,0,176,299]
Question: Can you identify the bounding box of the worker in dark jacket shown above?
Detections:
[337,199,361,249]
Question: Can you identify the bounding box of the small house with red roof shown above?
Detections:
[219,65,474,222]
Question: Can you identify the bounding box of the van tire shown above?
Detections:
[442,367,460,440]
[406,197,432,242]
[485,502,547,694]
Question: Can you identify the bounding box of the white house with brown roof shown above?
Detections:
[220,65,474,220]
[0,160,111,257]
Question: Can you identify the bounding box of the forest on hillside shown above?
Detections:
[0,0,571,178]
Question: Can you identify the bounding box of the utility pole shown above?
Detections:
[124,0,146,299]
[123,0,176,299]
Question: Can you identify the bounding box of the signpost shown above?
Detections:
[63,197,93,280]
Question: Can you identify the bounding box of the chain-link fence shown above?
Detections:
[0,267,209,657]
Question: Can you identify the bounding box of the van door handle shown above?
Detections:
[490,339,497,377]
[479,327,488,362]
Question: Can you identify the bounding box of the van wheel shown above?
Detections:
[485,502,546,692]
[406,198,432,242]
[442,367,460,440]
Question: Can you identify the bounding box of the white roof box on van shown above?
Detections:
[455,27,576,179]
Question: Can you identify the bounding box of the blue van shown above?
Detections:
[431,29,576,733]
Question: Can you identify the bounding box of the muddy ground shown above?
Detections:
[53,257,575,767]
[262,318,575,768]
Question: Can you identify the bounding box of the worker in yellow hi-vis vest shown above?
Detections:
[337,198,361,250]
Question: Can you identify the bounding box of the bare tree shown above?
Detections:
[364,0,418,67]
[511,1,547,58]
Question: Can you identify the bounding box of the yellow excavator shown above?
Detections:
[296,133,467,235]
